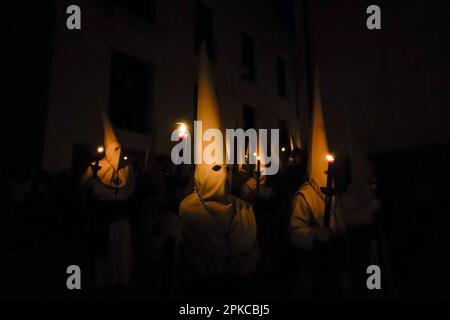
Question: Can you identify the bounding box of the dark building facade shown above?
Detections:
[9,0,302,175]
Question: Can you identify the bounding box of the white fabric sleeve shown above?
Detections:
[289,194,316,250]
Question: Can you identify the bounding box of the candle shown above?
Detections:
[256,156,261,191]
[176,122,188,140]
[322,154,335,228]
[257,156,261,173]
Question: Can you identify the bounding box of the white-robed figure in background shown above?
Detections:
[82,112,135,201]
[342,108,396,298]
[178,43,259,289]
[290,72,345,250]
[288,71,378,298]
[81,112,134,288]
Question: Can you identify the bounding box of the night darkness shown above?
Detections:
[3,0,450,306]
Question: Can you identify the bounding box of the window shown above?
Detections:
[113,0,156,22]
[195,1,215,61]
[109,50,153,134]
[241,32,255,82]
[242,104,255,130]
[242,104,255,158]
[277,56,287,98]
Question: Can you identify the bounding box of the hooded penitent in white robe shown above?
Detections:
[289,71,346,250]
[179,43,259,277]
[82,112,135,201]
[289,71,378,251]
[338,113,376,228]
[81,113,134,286]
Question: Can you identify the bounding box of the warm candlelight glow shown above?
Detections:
[123,156,128,161]
[176,122,189,138]
[281,147,286,152]
[326,154,335,163]
[97,146,104,153]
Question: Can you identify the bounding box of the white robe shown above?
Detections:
[289,179,376,251]
[178,42,259,279]
[289,181,346,250]
[179,192,259,277]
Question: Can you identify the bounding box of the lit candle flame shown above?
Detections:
[176,122,188,138]
[97,146,104,153]
[281,147,286,152]
[123,156,128,161]
[326,154,335,163]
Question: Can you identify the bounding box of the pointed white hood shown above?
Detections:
[308,70,331,188]
[193,42,232,213]
[98,112,129,189]
[179,43,257,258]
[84,112,131,190]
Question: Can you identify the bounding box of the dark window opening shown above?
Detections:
[277,56,287,98]
[243,104,255,130]
[242,104,256,161]
[241,32,255,82]
[109,49,153,134]
[195,1,215,61]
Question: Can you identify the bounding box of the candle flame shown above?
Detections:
[97,146,104,153]
[176,122,188,138]
[326,154,335,163]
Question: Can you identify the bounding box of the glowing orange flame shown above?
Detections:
[326,154,335,163]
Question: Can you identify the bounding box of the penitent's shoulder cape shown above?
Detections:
[179,193,257,256]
